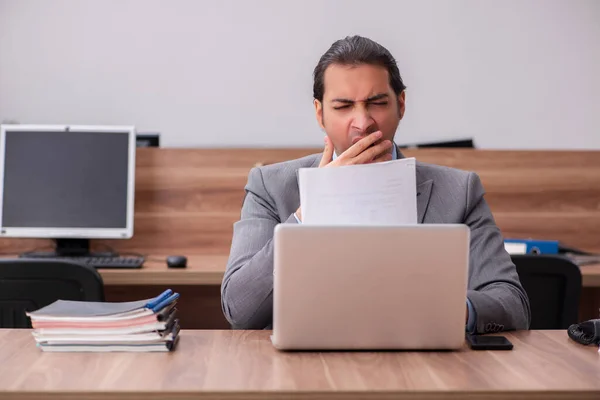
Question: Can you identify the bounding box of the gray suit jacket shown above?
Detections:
[221,148,531,333]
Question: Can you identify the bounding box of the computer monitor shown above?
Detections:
[0,124,136,256]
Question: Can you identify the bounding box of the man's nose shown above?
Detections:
[351,108,375,133]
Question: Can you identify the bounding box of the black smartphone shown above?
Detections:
[466,334,513,350]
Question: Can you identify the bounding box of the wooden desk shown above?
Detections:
[582,263,600,287]
[103,257,600,287]
[100,256,600,288]
[0,329,598,400]
[101,256,600,288]
[3,254,596,287]
[100,254,227,286]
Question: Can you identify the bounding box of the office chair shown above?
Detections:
[0,259,104,328]
[512,255,581,330]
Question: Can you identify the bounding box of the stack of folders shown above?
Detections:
[26,289,180,352]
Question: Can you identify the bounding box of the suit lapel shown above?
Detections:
[295,154,321,184]
[416,178,433,223]
[310,155,321,168]
[398,146,433,223]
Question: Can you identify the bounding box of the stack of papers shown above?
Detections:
[26,289,180,352]
[299,157,417,225]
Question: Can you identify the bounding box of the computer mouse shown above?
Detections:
[166,255,187,269]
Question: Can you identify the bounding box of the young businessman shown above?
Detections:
[221,36,531,333]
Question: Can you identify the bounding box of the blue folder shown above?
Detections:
[504,239,559,255]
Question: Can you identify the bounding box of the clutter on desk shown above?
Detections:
[26,289,179,352]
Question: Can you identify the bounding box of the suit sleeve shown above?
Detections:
[221,167,298,329]
[465,172,531,333]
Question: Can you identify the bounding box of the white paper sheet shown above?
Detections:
[298,157,417,225]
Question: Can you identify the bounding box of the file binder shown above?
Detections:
[504,239,559,255]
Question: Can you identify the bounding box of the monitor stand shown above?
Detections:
[20,239,115,258]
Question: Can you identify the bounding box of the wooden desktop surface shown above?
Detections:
[0,254,598,287]
[0,329,598,400]
[581,263,600,287]
[100,254,227,285]
[102,255,600,287]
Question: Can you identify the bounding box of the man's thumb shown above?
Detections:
[319,136,334,167]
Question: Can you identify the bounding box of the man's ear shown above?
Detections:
[314,99,325,130]
[397,90,406,120]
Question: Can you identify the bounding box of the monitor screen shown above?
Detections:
[0,125,135,238]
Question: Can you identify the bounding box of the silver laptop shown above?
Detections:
[271,224,470,350]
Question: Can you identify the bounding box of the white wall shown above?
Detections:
[1,0,599,149]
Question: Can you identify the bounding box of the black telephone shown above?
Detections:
[568,319,600,345]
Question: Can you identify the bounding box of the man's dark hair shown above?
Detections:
[313,36,406,102]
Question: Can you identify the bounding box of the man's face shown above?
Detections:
[314,63,405,156]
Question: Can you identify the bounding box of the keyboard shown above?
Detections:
[21,255,144,269]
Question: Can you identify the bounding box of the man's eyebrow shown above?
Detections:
[365,93,389,102]
[331,98,354,104]
[331,93,389,103]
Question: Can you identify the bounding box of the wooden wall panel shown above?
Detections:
[0,148,598,256]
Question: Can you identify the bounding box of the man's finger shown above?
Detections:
[369,150,394,164]
[342,131,383,159]
[355,139,393,164]
[319,136,334,167]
